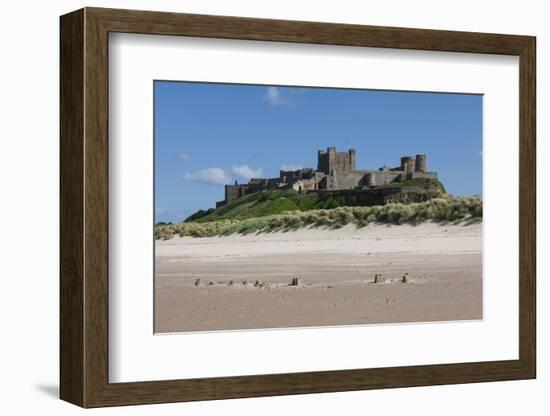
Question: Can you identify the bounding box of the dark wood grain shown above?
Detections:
[83,10,110,406]
[60,7,536,408]
[88,7,532,54]
[59,8,84,406]
[518,38,537,375]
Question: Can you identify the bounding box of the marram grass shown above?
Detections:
[155,196,482,240]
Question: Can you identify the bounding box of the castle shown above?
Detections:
[216,147,439,207]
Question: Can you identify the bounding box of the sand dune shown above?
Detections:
[155,222,482,333]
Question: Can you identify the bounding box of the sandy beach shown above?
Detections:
[155,222,482,333]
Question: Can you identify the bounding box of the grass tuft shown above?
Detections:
[155,196,482,240]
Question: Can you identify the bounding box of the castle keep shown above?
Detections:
[217,147,439,207]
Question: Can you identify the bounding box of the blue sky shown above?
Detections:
[155,81,482,223]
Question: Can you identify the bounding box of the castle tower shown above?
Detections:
[348,149,356,171]
[400,156,416,173]
[318,147,355,175]
[327,147,336,175]
[415,154,427,172]
[366,172,376,186]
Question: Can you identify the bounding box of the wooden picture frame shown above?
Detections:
[60,7,536,408]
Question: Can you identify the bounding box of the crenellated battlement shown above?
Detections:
[216,147,439,206]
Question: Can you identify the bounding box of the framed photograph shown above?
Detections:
[60,7,536,408]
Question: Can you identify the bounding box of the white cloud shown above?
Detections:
[184,168,231,185]
[263,87,293,107]
[231,165,264,180]
[183,165,264,185]
[178,152,190,162]
[280,164,303,171]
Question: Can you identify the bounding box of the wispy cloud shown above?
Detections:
[263,87,294,107]
[183,165,264,185]
[231,165,264,180]
[280,164,303,171]
[178,152,190,162]
[184,168,231,185]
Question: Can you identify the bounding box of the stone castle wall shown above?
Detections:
[216,148,439,206]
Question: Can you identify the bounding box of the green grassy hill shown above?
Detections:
[186,189,320,223]
[185,178,447,223]
[377,178,447,193]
